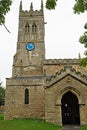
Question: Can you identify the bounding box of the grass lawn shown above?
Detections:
[0,114,62,130]
[80,125,87,130]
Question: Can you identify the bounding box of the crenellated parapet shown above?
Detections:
[19,9,43,17]
[19,0,43,17]
[43,59,80,65]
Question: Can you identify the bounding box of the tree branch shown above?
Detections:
[3,24,11,33]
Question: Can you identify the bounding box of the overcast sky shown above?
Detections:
[0,0,87,87]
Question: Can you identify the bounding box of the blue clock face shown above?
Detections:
[26,42,35,51]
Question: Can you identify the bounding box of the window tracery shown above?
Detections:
[25,23,30,33]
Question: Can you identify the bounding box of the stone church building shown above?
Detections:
[5,1,87,126]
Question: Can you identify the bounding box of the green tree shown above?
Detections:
[46,0,57,10]
[0,0,12,25]
[79,23,87,66]
[46,0,87,12]
[0,82,5,106]
[73,0,87,66]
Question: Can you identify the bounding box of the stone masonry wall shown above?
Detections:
[5,77,45,120]
[45,73,87,125]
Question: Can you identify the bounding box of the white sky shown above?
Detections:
[0,0,87,87]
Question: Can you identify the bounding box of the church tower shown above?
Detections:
[13,0,45,77]
[5,0,87,126]
[5,1,45,120]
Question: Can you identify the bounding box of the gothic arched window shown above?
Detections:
[32,23,37,33]
[25,23,30,33]
[25,88,29,104]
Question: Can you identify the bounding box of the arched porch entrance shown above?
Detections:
[61,91,80,125]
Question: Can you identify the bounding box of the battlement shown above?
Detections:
[43,59,80,65]
[19,0,43,17]
[19,10,43,17]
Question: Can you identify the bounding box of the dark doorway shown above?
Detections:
[61,91,80,125]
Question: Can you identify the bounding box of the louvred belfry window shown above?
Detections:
[25,23,30,33]
[32,23,37,33]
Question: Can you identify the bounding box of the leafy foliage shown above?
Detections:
[0,0,12,25]
[0,82,5,106]
[79,58,87,66]
[79,33,87,46]
[79,23,87,66]
[46,0,57,10]
[73,0,87,14]
[84,23,87,29]
[45,0,87,13]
